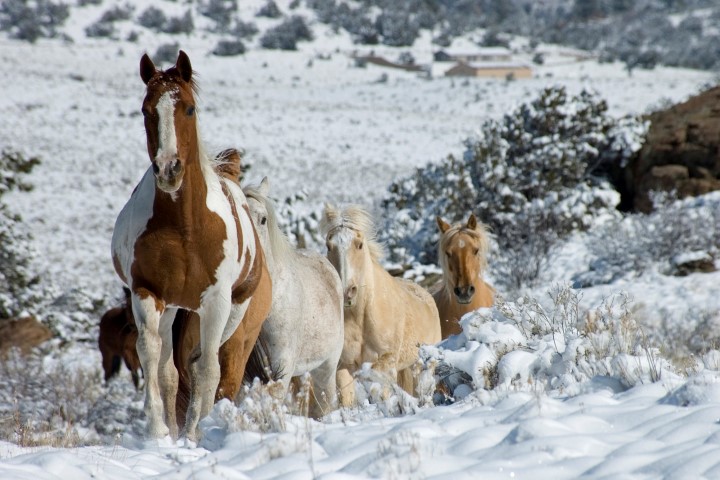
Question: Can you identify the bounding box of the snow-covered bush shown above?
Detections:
[137,6,166,31]
[213,39,246,56]
[381,87,647,291]
[421,285,679,403]
[164,10,194,35]
[0,347,103,446]
[0,149,41,320]
[260,15,313,50]
[153,43,180,66]
[576,192,720,286]
[0,0,69,43]
[199,0,236,32]
[256,0,282,19]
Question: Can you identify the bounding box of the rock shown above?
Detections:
[630,85,720,212]
[0,316,52,355]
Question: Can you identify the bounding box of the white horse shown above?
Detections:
[244,178,344,417]
[320,205,441,406]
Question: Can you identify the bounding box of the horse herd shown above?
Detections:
[101,51,494,441]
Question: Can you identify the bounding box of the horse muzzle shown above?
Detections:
[153,158,183,193]
[453,285,475,304]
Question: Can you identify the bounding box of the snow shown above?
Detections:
[1,1,720,478]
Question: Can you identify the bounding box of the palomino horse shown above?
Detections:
[320,205,441,405]
[111,51,271,440]
[432,214,494,338]
[244,178,344,418]
[98,287,142,389]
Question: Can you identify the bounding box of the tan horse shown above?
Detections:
[320,205,441,406]
[111,51,271,440]
[98,287,142,389]
[432,214,494,338]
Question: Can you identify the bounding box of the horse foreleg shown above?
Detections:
[309,359,338,418]
[336,368,355,408]
[184,298,240,441]
[158,307,179,439]
[133,292,169,439]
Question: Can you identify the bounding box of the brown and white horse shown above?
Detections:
[98,287,142,389]
[111,51,270,440]
[321,205,441,405]
[432,214,494,339]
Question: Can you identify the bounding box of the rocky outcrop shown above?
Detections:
[631,85,720,212]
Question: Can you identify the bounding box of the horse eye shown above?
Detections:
[186,106,195,116]
[260,216,267,225]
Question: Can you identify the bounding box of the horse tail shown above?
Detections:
[107,355,122,380]
[243,332,283,385]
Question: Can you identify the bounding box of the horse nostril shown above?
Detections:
[172,159,181,174]
[454,287,462,297]
[468,285,475,295]
[152,162,160,175]
[347,285,357,299]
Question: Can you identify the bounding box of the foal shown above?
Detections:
[98,287,142,389]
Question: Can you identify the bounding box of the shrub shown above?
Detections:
[199,0,237,32]
[0,149,41,320]
[380,86,647,291]
[164,10,193,35]
[0,0,70,43]
[213,39,246,56]
[84,20,114,38]
[576,192,720,287]
[137,6,167,31]
[256,0,282,18]
[375,10,419,47]
[230,19,258,39]
[260,15,313,50]
[153,43,180,66]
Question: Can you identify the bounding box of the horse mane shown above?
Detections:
[437,220,491,276]
[320,204,386,262]
[243,184,294,264]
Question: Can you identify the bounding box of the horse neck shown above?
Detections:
[153,149,211,226]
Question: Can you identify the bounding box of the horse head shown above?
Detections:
[437,213,490,304]
[321,205,381,308]
[139,50,198,194]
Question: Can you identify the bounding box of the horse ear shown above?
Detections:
[436,216,451,233]
[467,214,478,230]
[140,53,156,85]
[176,50,192,83]
[259,177,270,196]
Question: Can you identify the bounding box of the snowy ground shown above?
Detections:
[1,3,720,478]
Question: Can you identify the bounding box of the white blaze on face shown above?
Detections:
[458,239,466,248]
[155,91,178,165]
[332,227,356,291]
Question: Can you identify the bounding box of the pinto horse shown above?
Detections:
[320,205,440,405]
[111,51,270,440]
[98,287,142,389]
[244,178,344,418]
[432,214,494,339]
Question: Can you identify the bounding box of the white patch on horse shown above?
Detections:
[111,168,156,284]
[156,91,178,165]
[458,239,466,248]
